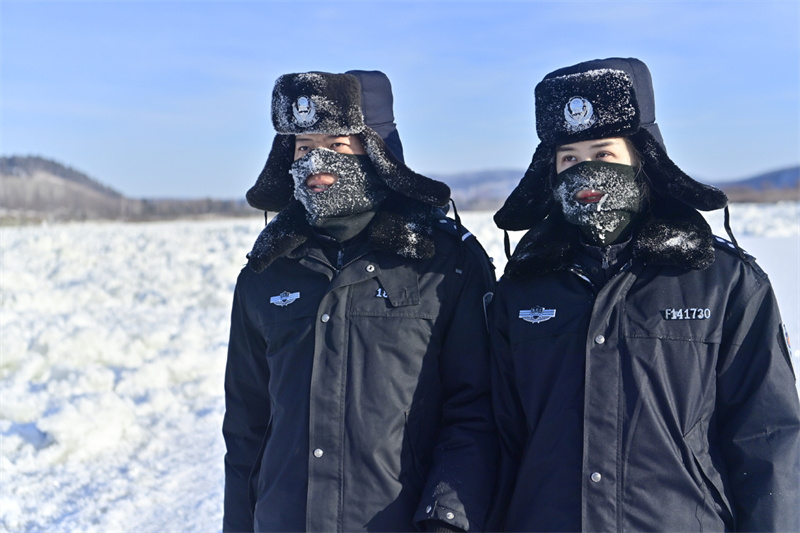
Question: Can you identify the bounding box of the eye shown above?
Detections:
[596,150,615,159]
[561,154,577,163]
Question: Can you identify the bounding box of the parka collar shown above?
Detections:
[246,193,438,273]
[503,199,718,280]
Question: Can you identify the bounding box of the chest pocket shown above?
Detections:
[257,287,320,322]
[507,283,591,346]
[622,274,722,344]
[255,288,319,348]
[348,270,440,320]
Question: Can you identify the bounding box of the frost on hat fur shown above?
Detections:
[246,71,449,212]
[494,57,727,231]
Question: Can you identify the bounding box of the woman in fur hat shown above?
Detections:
[489,58,800,532]
[223,71,497,533]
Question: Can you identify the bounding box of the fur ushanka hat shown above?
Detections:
[494,57,728,231]
[246,71,449,212]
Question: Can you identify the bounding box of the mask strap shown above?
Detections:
[723,205,747,262]
[503,230,512,260]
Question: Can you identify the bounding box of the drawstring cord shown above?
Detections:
[723,205,747,262]
[449,198,462,229]
[448,198,470,275]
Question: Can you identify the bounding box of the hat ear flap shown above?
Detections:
[631,130,727,212]
[359,128,451,208]
[246,135,295,212]
[494,143,555,231]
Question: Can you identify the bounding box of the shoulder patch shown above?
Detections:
[433,215,496,283]
[713,235,745,253]
[435,216,468,238]
[712,235,770,279]
[713,235,755,260]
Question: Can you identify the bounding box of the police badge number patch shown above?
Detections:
[519,306,556,324]
[661,308,711,320]
[270,291,300,307]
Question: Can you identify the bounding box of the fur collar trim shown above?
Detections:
[503,200,717,280]
[246,194,437,273]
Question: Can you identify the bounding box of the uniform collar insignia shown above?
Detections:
[270,291,300,306]
[519,306,556,324]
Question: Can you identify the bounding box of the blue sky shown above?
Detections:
[2,1,798,199]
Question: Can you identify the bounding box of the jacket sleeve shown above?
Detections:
[222,270,272,533]
[485,284,528,530]
[716,259,800,532]
[413,239,499,532]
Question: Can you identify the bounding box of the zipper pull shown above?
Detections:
[602,248,610,269]
[337,249,344,269]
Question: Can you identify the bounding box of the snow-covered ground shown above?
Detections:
[1,202,798,532]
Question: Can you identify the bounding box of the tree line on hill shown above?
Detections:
[0,156,259,224]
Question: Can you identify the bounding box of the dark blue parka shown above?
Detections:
[223,200,498,532]
[490,209,800,532]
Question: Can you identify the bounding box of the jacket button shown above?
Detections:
[594,334,605,344]
[366,264,375,272]
[445,512,455,520]
[591,472,602,482]
[321,314,330,323]
[313,448,323,458]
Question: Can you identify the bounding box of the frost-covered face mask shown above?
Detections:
[554,160,643,246]
[291,148,389,226]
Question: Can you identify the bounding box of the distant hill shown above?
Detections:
[0,155,125,198]
[717,166,800,203]
[434,165,800,210]
[0,155,259,224]
[432,169,523,211]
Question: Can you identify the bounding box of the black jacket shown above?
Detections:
[223,199,497,532]
[489,208,800,532]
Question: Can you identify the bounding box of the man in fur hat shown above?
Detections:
[489,58,800,531]
[222,71,497,533]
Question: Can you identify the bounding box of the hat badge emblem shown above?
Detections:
[292,96,317,126]
[564,96,596,132]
